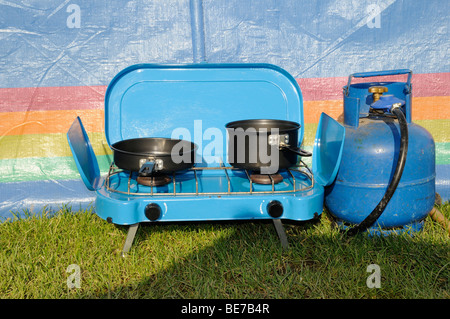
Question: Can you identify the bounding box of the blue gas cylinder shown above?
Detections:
[325,70,436,235]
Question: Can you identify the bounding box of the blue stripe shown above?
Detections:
[0,179,96,220]
[436,164,450,204]
[1,0,448,88]
[1,163,448,221]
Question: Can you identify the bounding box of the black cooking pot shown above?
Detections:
[110,137,197,176]
[225,119,311,173]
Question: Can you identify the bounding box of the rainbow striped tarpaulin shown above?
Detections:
[0,0,448,218]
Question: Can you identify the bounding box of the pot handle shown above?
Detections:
[281,145,312,157]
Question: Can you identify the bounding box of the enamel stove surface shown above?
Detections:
[67,63,345,255]
[98,162,323,225]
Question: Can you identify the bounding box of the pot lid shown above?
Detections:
[312,113,346,186]
[104,63,304,160]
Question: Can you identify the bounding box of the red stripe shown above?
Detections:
[0,85,106,112]
[0,73,448,112]
[297,72,450,101]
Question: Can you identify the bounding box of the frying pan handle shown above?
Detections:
[139,158,164,175]
[139,160,156,175]
[281,145,312,157]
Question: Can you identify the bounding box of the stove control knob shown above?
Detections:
[145,203,161,221]
[267,200,283,218]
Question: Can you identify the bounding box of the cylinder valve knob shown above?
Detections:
[369,86,388,102]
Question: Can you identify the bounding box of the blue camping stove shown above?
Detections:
[67,63,345,255]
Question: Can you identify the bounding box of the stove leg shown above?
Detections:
[272,219,289,250]
[121,223,139,257]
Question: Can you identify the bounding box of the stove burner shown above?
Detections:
[137,174,172,186]
[250,172,283,185]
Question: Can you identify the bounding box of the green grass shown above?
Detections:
[0,204,448,299]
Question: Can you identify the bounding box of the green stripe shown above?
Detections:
[436,142,450,165]
[0,155,112,183]
[303,138,448,165]
[0,142,446,184]
[0,132,111,159]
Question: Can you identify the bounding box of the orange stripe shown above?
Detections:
[303,100,342,123]
[303,96,450,123]
[0,96,448,136]
[411,96,450,120]
[0,109,104,136]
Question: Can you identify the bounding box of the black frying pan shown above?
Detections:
[110,138,197,175]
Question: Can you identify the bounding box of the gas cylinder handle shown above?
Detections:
[345,69,412,95]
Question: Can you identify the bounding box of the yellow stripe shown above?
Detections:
[414,119,450,143]
[0,119,448,159]
[0,109,104,136]
[0,132,111,159]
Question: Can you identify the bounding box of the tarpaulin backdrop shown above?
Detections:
[0,0,448,219]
